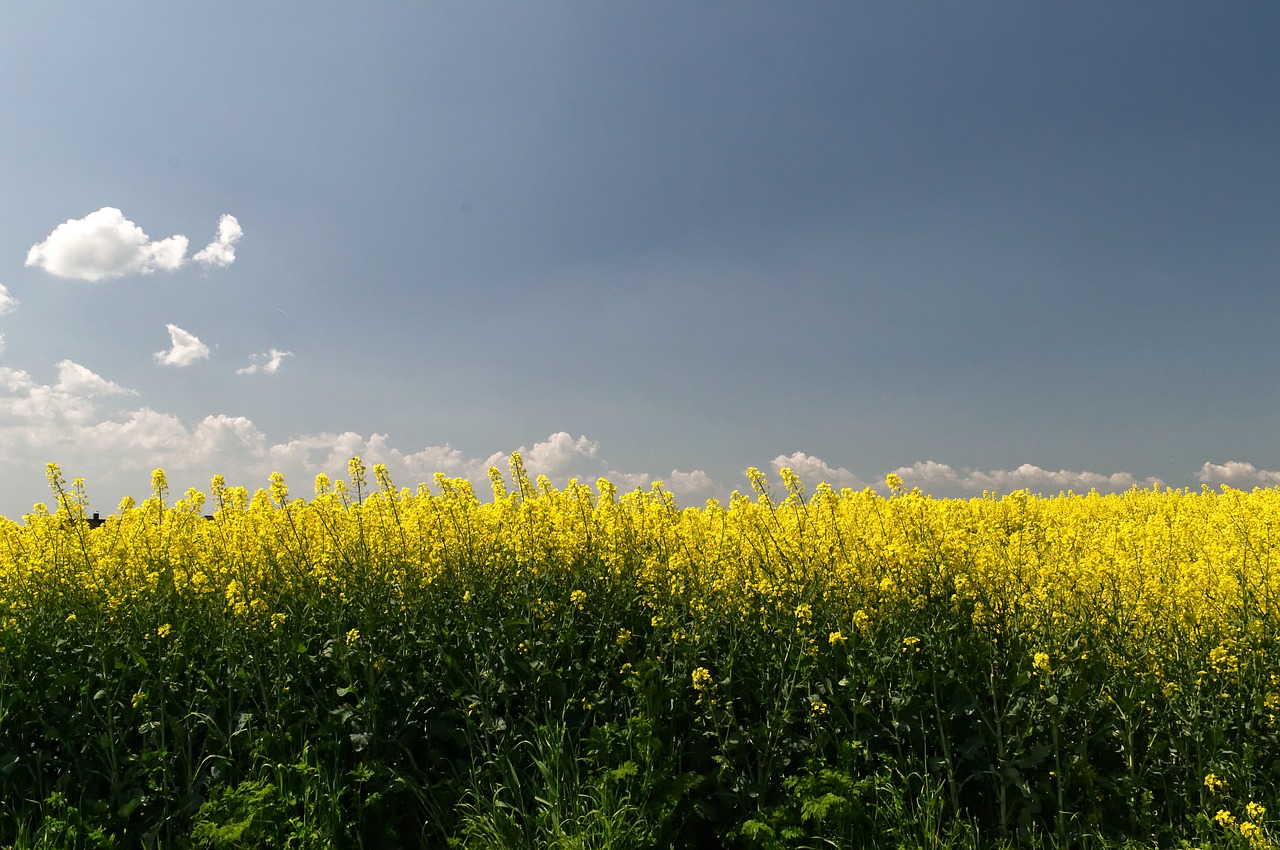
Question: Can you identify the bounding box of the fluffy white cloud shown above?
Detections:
[522,432,601,477]
[193,214,243,268]
[54,359,136,398]
[154,324,210,367]
[26,208,189,281]
[666,469,719,503]
[771,451,865,492]
[237,349,292,375]
[1198,461,1280,489]
[84,408,192,455]
[0,361,135,431]
[0,367,34,394]
[0,283,17,315]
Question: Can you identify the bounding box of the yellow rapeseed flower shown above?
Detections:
[691,666,713,692]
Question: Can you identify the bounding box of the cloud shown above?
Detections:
[1198,461,1280,489]
[886,460,1157,496]
[193,214,243,268]
[0,374,730,517]
[771,451,865,491]
[522,432,601,477]
[761,452,1165,498]
[237,349,293,375]
[0,366,1237,519]
[0,360,135,428]
[54,359,136,398]
[666,469,719,502]
[154,324,211,367]
[0,283,17,315]
[26,207,189,281]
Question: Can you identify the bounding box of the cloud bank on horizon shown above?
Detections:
[0,351,1274,520]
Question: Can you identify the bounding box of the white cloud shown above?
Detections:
[26,208,189,281]
[0,360,135,431]
[887,460,1157,496]
[0,366,35,394]
[666,469,719,503]
[193,214,243,268]
[0,366,1234,520]
[0,283,17,315]
[237,349,292,375]
[85,408,192,455]
[762,452,1165,498]
[522,432,601,477]
[0,371,734,517]
[154,324,210,367]
[771,451,865,491]
[54,359,136,398]
[1197,461,1280,489]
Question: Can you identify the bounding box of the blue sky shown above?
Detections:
[2,2,1279,518]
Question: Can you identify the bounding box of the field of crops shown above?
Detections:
[1,458,1277,848]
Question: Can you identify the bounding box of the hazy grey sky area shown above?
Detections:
[2,3,1279,518]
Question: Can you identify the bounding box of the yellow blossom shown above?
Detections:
[691,667,713,691]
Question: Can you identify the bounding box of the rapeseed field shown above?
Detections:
[0,457,1276,848]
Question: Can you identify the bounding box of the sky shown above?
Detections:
[2,2,1279,519]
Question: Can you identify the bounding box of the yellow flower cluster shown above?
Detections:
[6,461,1280,720]
[1207,773,1272,848]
